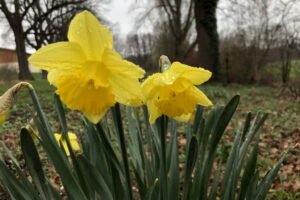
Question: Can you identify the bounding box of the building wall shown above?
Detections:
[0,48,18,63]
[0,48,40,73]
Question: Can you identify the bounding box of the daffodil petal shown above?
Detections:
[54,133,62,141]
[68,10,113,60]
[192,86,213,106]
[83,110,108,124]
[171,62,212,85]
[54,133,80,156]
[0,111,9,125]
[110,73,145,106]
[148,99,162,124]
[156,86,197,118]
[103,49,145,79]
[54,134,70,155]
[70,140,80,151]
[68,132,77,139]
[24,125,38,141]
[56,72,116,124]
[174,113,192,122]
[47,69,75,86]
[142,73,163,99]
[29,42,86,70]
[68,133,80,151]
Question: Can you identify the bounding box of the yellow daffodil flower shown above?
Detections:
[23,124,39,141]
[29,11,145,123]
[54,132,80,156]
[0,111,8,125]
[142,62,213,123]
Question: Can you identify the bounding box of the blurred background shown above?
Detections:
[0,0,299,91]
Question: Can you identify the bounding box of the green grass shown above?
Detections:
[0,76,299,199]
[262,59,300,82]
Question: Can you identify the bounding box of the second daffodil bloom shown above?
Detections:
[0,112,8,125]
[142,62,213,123]
[54,132,80,156]
[29,11,145,123]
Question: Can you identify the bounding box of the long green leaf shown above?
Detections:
[156,115,168,200]
[183,136,198,200]
[221,130,241,198]
[111,104,133,200]
[238,141,259,200]
[95,123,124,175]
[167,120,179,200]
[210,95,240,149]
[193,105,204,134]
[77,155,113,200]
[255,155,285,200]
[20,128,51,200]
[29,88,88,200]
[0,160,33,200]
[208,163,222,200]
[0,142,40,199]
[198,96,240,200]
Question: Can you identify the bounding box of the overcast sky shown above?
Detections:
[105,0,137,35]
[0,0,299,49]
[0,0,152,49]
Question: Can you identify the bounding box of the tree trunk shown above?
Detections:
[13,25,33,80]
[174,38,184,62]
[42,70,48,79]
[194,0,220,80]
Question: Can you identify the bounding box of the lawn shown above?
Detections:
[262,59,300,83]
[0,74,299,199]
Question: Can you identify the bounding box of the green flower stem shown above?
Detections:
[156,115,168,199]
[28,87,52,135]
[112,103,133,200]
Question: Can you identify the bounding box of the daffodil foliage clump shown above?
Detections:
[0,11,285,200]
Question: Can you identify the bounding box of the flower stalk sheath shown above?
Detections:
[0,82,32,125]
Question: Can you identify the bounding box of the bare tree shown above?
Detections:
[24,0,88,78]
[218,0,300,83]
[138,0,195,62]
[194,0,220,80]
[0,0,84,80]
[276,0,300,84]
[126,33,155,71]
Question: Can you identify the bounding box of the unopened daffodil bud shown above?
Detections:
[159,55,171,72]
[54,132,80,156]
[23,118,39,141]
[0,82,32,125]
